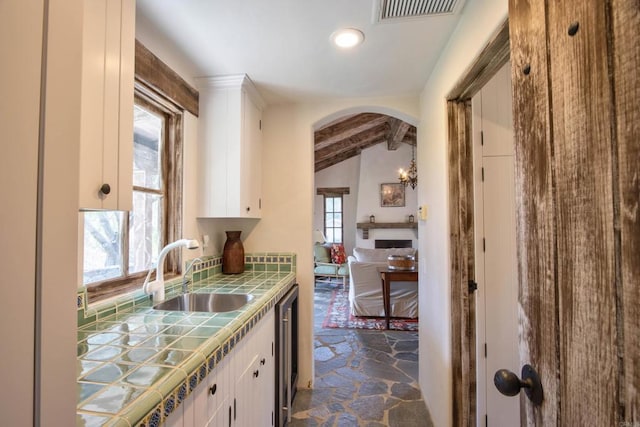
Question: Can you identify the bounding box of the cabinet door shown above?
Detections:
[209,356,229,426]
[242,90,262,218]
[79,0,134,210]
[196,75,263,219]
[164,401,185,427]
[254,310,275,426]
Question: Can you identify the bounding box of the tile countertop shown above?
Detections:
[76,268,296,427]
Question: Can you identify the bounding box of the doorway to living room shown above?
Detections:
[311,106,421,343]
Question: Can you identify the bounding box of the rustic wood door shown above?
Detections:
[509,0,639,425]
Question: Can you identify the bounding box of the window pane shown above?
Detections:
[333,197,341,211]
[325,229,335,243]
[83,211,124,284]
[133,105,163,190]
[129,191,163,274]
[325,198,334,212]
[334,213,342,227]
[325,213,334,227]
[333,232,342,243]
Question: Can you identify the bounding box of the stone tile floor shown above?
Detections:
[289,282,433,426]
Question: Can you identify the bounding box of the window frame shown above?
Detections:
[85,81,183,302]
[323,194,343,244]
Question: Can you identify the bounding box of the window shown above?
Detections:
[83,85,183,302]
[324,195,343,243]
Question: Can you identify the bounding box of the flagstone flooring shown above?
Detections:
[289,282,433,426]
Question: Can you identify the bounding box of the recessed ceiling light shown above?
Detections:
[331,28,365,49]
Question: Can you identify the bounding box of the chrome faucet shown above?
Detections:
[182,257,203,294]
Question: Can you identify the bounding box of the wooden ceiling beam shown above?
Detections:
[314,113,388,150]
[315,126,389,171]
[313,113,417,171]
[386,118,411,150]
[315,125,388,161]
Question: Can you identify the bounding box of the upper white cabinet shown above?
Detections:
[78,0,135,210]
[197,74,265,218]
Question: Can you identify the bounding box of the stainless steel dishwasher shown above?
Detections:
[275,284,298,426]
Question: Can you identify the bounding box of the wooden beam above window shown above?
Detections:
[316,187,350,196]
[135,40,199,117]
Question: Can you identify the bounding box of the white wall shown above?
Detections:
[355,143,418,249]
[0,2,43,423]
[0,1,82,425]
[417,1,508,426]
[314,154,361,255]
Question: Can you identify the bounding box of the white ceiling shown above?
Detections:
[135,0,466,105]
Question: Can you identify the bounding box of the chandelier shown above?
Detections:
[398,144,417,189]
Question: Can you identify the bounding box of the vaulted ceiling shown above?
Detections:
[314,113,416,172]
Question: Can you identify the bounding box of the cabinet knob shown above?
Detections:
[99,183,111,195]
[246,206,251,212]
[253,369,259,378]
[209,383,217,396]
[260,358,266,365]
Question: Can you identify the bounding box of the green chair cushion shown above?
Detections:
[314,243,331,263]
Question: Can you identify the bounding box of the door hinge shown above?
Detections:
[481,167,485,181]
[468,280,478,293]
[481,131,484,146]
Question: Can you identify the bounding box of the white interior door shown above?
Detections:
[473,62,519,427]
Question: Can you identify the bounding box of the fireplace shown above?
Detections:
[375,239,413,249]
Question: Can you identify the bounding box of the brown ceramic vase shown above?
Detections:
[222,230,245,274]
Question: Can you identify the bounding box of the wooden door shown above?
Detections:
[509,0,639,424]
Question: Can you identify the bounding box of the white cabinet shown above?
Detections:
[78,0,134,210]
[233,309,275,426]
[167,308,275,427]
[165,355,230,427]
[196,74,264,218]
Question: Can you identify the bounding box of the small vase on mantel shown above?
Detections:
[222,231,245,274]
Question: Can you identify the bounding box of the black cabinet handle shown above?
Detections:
[260,358,266,365]
[253,369,260,378]
[99,183,111,195]
[209,383,217,396]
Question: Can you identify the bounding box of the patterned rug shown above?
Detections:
[322,289,419,331]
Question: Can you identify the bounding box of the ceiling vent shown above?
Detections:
[375,0,460,22]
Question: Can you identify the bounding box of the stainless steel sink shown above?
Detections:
[153,293,254,313]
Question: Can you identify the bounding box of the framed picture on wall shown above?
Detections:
[380,183,405,207]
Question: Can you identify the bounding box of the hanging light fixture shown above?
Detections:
[398,144,418,189]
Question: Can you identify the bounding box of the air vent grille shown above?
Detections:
[378,0,459,20]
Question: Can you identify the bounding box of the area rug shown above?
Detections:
[322,289,418,331]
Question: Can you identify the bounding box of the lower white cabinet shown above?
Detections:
[233,309,275,426]
[165,308,275,427]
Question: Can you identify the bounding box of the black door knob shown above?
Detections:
[494,369,522,396]
[100,183,111,195]
[494,364,543,406]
